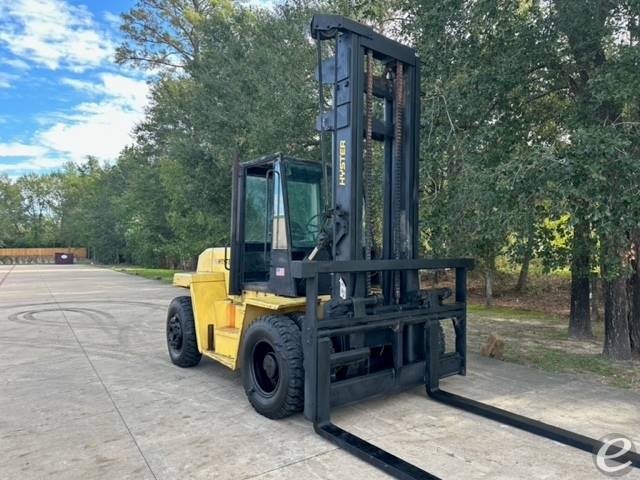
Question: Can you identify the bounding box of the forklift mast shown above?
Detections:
[313,16,421,304]
[287,15,474,475]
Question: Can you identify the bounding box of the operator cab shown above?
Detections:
[230,154,327,297]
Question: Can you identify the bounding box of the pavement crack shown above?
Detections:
[240,447,340,479]
[41,277,159,480]
[0,264,15,287]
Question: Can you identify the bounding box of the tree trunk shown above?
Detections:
[484,256,495,308]
[603,275,632,360]
[515,240,532,293]
[602,235,632,361]
[569,221,592,339]
[628,236,640,355]
[590,277,602,323]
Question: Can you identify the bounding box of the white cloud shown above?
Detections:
[99,73,149,111]
[103,11,121,27]
[37,101,141,160]
[0,72,19,88]
[62,73,149,110]
[0,143,48,157]
[0,157,67,173]
[0,0,114,72]
[60,77,102,94]
[0,73,149,173]
[242,0,275,9]
[35,74,149,161]
[1,58,30,70]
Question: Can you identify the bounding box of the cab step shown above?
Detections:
[216,327,240,338]
[208,326,240,361]
[203,351,236,369]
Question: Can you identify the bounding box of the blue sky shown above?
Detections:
[0,0,272,178]
[0,0,152,177]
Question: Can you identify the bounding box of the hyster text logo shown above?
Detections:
[593,433,637,477]
[339,140,347,186]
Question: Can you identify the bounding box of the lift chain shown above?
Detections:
[316,37,329,214]
[393,61,404,304]
[365,49,374,294]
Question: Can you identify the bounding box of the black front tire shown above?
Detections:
[166,296,202,367]
[241,315,304,419]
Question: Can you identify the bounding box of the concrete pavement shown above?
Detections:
[1,264,638,479]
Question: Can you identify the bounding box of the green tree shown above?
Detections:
[406,0,640,358]
[118,1,320,264]
[0,175,25,247]
[550,0,640,358]
[116,0,233,70]
[16,174,59,247]
[116,147,174,267]
[406,0,559,305]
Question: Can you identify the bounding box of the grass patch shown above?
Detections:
[114,267,184,283]
[506,346,633,389]
[539,328,568,341]
[468,306,639,391]
[468,304,560,321]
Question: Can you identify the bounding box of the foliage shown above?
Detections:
[1,0,639,356]
[0,175,25,247]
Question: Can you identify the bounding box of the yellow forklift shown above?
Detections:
[166,15,639,479]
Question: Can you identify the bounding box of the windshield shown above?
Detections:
[286,161,323,249]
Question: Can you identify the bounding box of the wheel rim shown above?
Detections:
[251,340,280,396]
[167,315,183,353]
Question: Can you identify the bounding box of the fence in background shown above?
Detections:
[0,248,87,265]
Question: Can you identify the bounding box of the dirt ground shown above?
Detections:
[421,269,572,317]
[464,310,640,391]
[424,269,640,392]
[467,270,572,317]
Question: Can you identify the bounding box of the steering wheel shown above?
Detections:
[290,221,307,242]
[305,212,322,236]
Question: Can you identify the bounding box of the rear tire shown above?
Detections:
[166,296,202,367]
[287,312,304,330]
[241,315,304,419]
